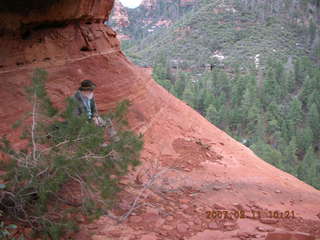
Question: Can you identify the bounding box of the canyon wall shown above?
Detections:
[0,0,114,34]
[110,0,198,40]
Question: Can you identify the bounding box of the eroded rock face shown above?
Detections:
[112,0,129,28]
[110,0,198,40]
[111,0,130,40]
[141,0,157,9]
[0,0,320,239]
[265,232,316,240]
[0,0,114,33]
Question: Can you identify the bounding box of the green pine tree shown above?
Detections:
[308,103,320,144]
[297,146,318,188]
[250,139,285,169]
[174,71,187,98]
[296,127,313,154]
[283,137,298,174]
[288,98,303,136]
[206,104,219,125]
[182,82,196,108]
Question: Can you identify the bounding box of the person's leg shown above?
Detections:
[106,118,119,142]
[102,118,119,146]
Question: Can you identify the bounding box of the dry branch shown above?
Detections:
[117,167,172,223]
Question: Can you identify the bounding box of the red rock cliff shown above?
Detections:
[0,0,114,33]
[0,0,320,239]
[111,0,130,40]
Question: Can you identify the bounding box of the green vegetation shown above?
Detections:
[120,0,320,189]
[124,0,318,71]
[0,69,143,239]
[153,55,320,189]
[0,208,21,240]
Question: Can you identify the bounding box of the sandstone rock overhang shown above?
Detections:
[0,0,114,33]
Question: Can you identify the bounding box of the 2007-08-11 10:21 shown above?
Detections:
[206,210,296,219]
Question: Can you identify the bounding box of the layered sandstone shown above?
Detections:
[0,0,320,239]
[111,0,130,40]
[0,0,114,33]
[112,0,129,28]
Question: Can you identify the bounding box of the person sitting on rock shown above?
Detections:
[72,80,100,124]
[72,80,118,142]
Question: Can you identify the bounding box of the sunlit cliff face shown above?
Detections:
[118,0,143,8]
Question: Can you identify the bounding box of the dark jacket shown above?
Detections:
[71,90,97,120]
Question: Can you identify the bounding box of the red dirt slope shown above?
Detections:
[0,0,319,239]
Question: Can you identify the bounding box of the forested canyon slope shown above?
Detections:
[112,0,320,193]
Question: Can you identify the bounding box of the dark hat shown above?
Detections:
[79,80,96,91]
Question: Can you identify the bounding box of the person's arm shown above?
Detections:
[70,95,82,117]
[91,98,108,126]
[91,97,98,118]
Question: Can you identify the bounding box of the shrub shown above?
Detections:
[0,69,144,239]
[0,207,18,239]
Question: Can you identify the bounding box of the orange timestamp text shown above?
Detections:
[206,210,296,219]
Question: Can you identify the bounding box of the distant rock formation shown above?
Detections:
[110,0,198,40]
